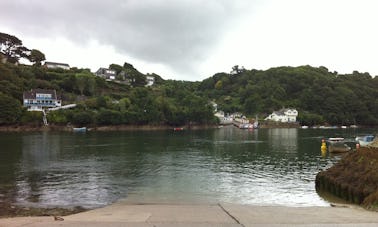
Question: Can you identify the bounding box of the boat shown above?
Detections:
[355,135,375,147]
[73,127,87,132]
[173,127,184,131]
[239,123,255,129]
[301,126,309,129]
[253,115,259,129]
[327,137,351,153]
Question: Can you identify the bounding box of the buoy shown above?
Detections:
[321,139,327,152]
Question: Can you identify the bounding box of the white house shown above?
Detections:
[44,61,70,70]
[23,89,62,111]
[265,108,298,123]
[146,75,155,86]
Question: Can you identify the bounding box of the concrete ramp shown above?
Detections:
[1,203,378,227]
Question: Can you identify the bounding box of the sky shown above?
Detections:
[1,0,378,81]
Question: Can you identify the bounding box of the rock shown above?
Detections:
[316,147,378,211]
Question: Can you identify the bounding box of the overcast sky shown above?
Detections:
[1,0,377,81]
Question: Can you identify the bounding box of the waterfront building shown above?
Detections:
[23,89,61,111]
[265,108,298,123]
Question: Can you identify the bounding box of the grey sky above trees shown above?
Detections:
[1,0,377,80]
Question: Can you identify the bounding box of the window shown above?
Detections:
[36,93,52,99]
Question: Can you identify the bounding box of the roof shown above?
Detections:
[23,89,58,100]
[273,111,285,116]
[44,61,70,67]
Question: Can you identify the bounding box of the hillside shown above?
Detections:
[1,31,378,127]
[199,65,378,126]
[0,62,216,127]
[1,61,377,128]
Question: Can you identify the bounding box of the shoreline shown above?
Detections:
[0,124,219,132]
[316,146,378,211]
[1,124,375,132]
[1,202,378,226]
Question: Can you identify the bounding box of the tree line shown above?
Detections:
[1,32,378,127]
[199,65,378,126]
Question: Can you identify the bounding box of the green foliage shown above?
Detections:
[19,110,42,126]
[71,111,94,126]
[28,49,45,66]
[199,65,378,125]
[0,93,22,124]
[1,36,377,128]
[47,110,68,125]
[109,64,123,75]
[0,32,29,63]
[75,72,96,96]
[96,109,122,125]
[298,111,325,126]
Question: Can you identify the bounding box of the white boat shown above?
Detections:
[73,127,87,132]
[355,135,375,147]
[327,137,351,153]
[239,123,253,129]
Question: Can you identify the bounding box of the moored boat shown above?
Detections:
[356,135,375,147]
[73,127,87,132]
[327,137,351,153]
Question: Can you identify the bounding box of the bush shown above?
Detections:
[19,110,43,126]
[71,111,94,126]
[0,93,23,125]
[47,110,68,125]
[96,109,122,125]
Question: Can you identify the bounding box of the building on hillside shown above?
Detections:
[265,108,298,123]
[23,89,62,111]
[146,75,155,86]
[95,68,116,80]
[215,111,233,125]
[44,61,70,70]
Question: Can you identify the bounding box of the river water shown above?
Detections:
[0,127,375,209]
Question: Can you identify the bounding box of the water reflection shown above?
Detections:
[0,128,363,208]
[16,132,120,208]
[268,128,298,152]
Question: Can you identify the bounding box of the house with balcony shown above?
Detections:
[23,89,62,111]
[95,68,117,80]
[265,108,298,123]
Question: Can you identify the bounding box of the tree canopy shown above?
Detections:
[0,32,377,127]
[0,32,30,63]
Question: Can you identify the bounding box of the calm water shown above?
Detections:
[0,127,375,208]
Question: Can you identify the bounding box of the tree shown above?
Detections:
[28,49,45,66]
[72,111,94,126]
[0,32,30,63]
[109,64,123,75]
[75,73,96,95]
[230,65,245,75]
[0,93,22,124]
[118,97,131,112]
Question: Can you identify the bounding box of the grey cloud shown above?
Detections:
[0,0,256,78]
